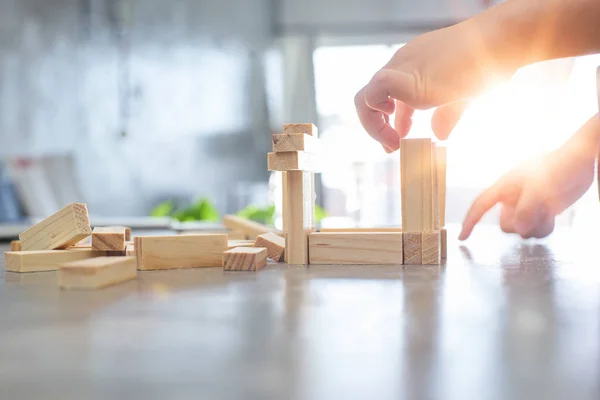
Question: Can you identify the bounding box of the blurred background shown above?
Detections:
[0,0,599,233]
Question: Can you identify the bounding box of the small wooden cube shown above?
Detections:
[403,232,422,265]
[422,231,441,265]
[10,240,21,252]
[255,232,285,261]
[223,247,268,271]
[92,227,127,252]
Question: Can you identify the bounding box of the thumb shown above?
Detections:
[431,100,471,140]
[514,183,544,237]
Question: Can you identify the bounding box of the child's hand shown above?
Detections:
[460,116,600,240]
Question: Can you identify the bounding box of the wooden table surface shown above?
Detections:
[0,225,599,399]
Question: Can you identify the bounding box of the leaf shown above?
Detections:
[198,199,220,222]
[150,201,175,217]
[315,205,328,224]
[236,205,275,225]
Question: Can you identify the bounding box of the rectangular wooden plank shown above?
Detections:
[222,215,275,240]
[135,234,228,271]
[403,232,422,265]
[319,227,402,233]
[5,250,105,273]
[19,203,92,251]
[227,240,256,250]
[432,142,440,230]
[441,227,447,260]
[401,139,433,233]
[283,123,318,137]
[272,133,320,153]
[436,146,447,227]
[59,256,137,290]
[92,226,126,251]
[422,231,441,265]
[267,151,318,172]
[223,247,268,271]
[308,232,403,265]
[282,172,289,261]
[10,240,21,252]
[285,171,314,264]
[255,232,285,261]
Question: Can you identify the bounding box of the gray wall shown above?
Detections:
[0,0,274,216]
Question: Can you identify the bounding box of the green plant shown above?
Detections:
[315,204,327,224]
[236,205,275,225]
[149,198,220,222]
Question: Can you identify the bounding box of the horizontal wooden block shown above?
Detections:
[308,232,403,265]
[222,215,276,240]
[10,240,21,252]
[59,256,137,290]
[19,203,91,251]
[422,231,441,265]
[267,151,318,172]
[223,247,267,271]
[403,232,422,265]
[5,250,105,273]
[283,123,318,137]
[441,228,447,260]
[255,232,285,261]
[92,227,126,251]
[227,240,256,250]
[272,133,320,153]
[320,227,402,233]
[135,234,228,271]
[227,230,246,240]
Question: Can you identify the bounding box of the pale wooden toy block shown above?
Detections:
[126,244,136,257]
[400,139,434,233]
[59,257,137,290]
[285,171,314,265]
[222,215,275,240]
[441,228,447,260]
[283,123,318,137]
[135,234,227,271]
[422,231,441,265]
[10,240,21,252]
[272,133,320,153]
[223,247,268,272]
[403,232,422,265]
[267,151,318,172]
[227,240,256,250]
[5,250,105,273]
[255,232,285,262]
[227,230,247,240]
[320,227,402,233]
[436,146,447,227]
[308,232,403,265]
[92,227,127,251]
[19,203,91,251]
[431,142,440,230]
[282,172,289,261]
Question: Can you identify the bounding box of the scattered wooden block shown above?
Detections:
[5,250,105,273]
[285,171,314,264]
[222,215,275,240]
[422,231,441,265]
[441,228,447,260]
[126,243,135,257]
[19,203,91,251]
[401,139,434,233]
[92,227,126,251]
[267,151,318,172]
[308,232,403,265]
[10,240,21,252]
[403,232,422,265]
[272,133,320,153]
[223,247,267,271]
[227,240,256,250]
[319,227,402,233]
[135,234,227,270]
[255,232,285,261]
[59,256,137,290]
[283,123,318,137]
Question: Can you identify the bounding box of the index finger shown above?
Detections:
[459,182,504,241]
[355,86,401,151]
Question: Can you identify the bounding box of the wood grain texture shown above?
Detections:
[59,256,137,290]
[272,133,320,153]
[282,172,288,244]
[320,227,402,233]
[441,227,447,260]
[267,151,318,172]
[422,231,441,265]
[432,142,440,230]
[10,241,21,252]
[309,232,403,265]
[222,215,274,240]
[19,203,91,251]
[401,139,433,233]
[285,171,314,265]
[283,123,318,137]
[436,146,447,227]
[223,247,268,271]
[92,227,126,251]
[255,232,285,261]
[135,234,227,271]
[5,250,105,273]
[403,232,422,265]
[227,240,256,250]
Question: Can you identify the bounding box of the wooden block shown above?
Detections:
[272,133,320,153]
[135,234,227,271]
[285,171,314,265]
[59,257,137,290]
[282,172,288,248]
[283,123,318,137]
[403,232,422,265]
[436,147,447,227]
[227,230,246,240]
[422,231,441,265]
[227,240,256,250]
[308,232,403,265]
[223,247,268,271]
[432,142,440,230]
[267,151,318,172]
[255,232,285,261]
[401,139,433,233]
[320,227,402,233]
[441,227,447,260]
[92,227,126,251]
[10,240,21,252]
[125,244,135,257]
[19,203,91,251]
[5,250,105,273]
[222,215,274,240]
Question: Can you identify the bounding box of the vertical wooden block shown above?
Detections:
[10,240,21,252]
[400,139,434,233]
[284,171,314,264]
[403,232,422,265]
[125,244,136,257]
[431,142,440,230]
[59,257,137,290]
[19,203,91,251]
[255,232,285,261]
[422,231,441,265]
[92,227,127,251]
[283,123,318,137]
[441,228,447,260]
[282,171,288,239]
[436,147,447,228]
[223,247,268,271]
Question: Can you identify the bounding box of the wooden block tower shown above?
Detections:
[268,124,320,265]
